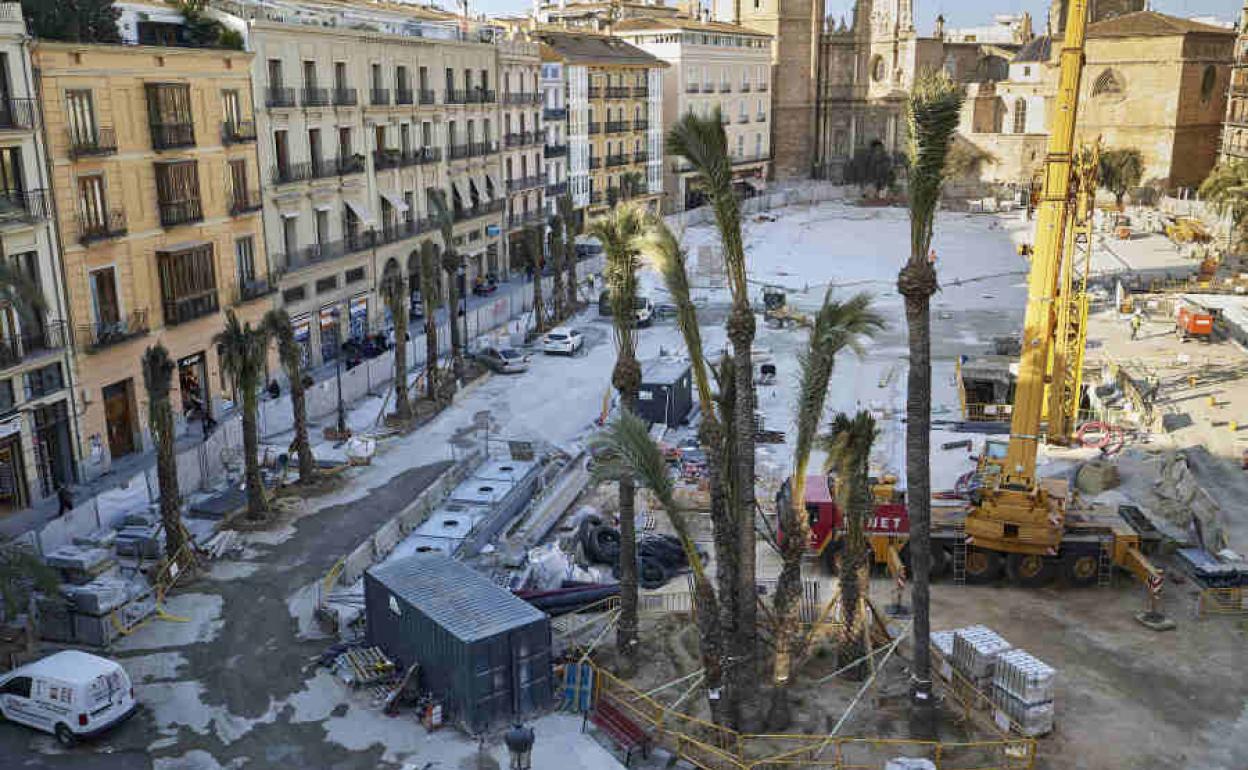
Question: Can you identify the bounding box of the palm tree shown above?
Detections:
[557,193,580,312]
[419,240,442,402]
[549,216,566,323]
[621,170,645,201]
[898,68,963,739]
[637,220,735,722]
[588,202,647,668]
[1200,160,1248,250]
[215,311,270,519]
[0,260,45,330]
[262,310,315,483]
[821,411,878,680]
[428,187,464,387]
[523,225,547,334]
[381,271,413,421]
[142,343,186,558]
[668,107,759,712]
[769,291,883,727]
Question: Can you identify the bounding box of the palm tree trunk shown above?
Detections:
[565,239,579,313]
[444,266,464,385]
[900,260,937,738]
[616,386,639,665]
[241,385,267,517]
[424,311,438,402]
[153,398,184,559]
[393,304,412,420]
[551,233,566,323]
[289,375,315,481]
[727,306,757,723]
[840,462,871,681]
[532,268,545,334]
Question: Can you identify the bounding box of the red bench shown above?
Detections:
[583,696,651,765]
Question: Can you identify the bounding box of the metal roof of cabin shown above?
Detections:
[368,552,545,643]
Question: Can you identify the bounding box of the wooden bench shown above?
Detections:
[582,696,651,766]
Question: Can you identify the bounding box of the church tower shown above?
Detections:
[1049,0,1145,36]
[736,0,824,178]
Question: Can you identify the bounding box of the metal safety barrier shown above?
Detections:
[1197,587,1247,617]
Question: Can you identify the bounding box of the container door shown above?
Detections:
[472,640,512,731]
[510,624,551,717]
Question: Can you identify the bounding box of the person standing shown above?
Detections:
[57,484,73,517]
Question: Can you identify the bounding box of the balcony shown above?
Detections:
[686,84,699,94]
[505,92,541,105]
[452,198,505,223]
[546,180,568,196]
[221,120,257,145]
[543,106,567,121]
[606,154,630,168]
[737,114,750,124]
[447,141,498,160]
[719,83,732,93]
[702,83,712,93]
[589,122,602,135]
[589,157,602,170]
[606,86,630,99]
[0,189,51,224]
[272,161,313,185]
[633,86,649,98]
[445,89,468,105]
[158,198,203,228]
[302,87,330,107]
[589,191,604,206]
[757,112,767,122]
[741,83,752,93]
[508,210,545,229]
[731,152,772,166]
[69,126,118,158]
[370,88,390,106]
[472,89,497,104]
[266,86,297,108]
[758,82,768,92]
[395,88,414,105]
[77,209,128,244]
[163,289,219,327]
[77,311,148,353]
[418,89,436,105]
[507,175,543,194]
[633,119,648,131]
[605,121,629,134]
[232,274,277,305]
[505,131,540,148]
[0,98,35,131]
[544,143,568,158]
[149,121,195,150]
[333,87,358,106]
[0,322,67,369]
[279,233,376,274]
[229,189,262,216]
[635,151,649,164]
[588,86,602,99]
[376,217,434,246]
[336,155,365,176]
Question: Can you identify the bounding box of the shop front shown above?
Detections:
[177,351,210,422]
[319,305,340,363]
[0,415,27,514]
[293,315,313,372]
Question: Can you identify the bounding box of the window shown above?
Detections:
[24,363,64,399]
[371,63,383,91]
[1201,65,1217,103]
[0,380,13,414]
[1013,98,1027,134]
[755,133,762,157]
[157,243,218,325]
[66,89,98,146]
[337,127,351,160]
[90,267,120,328]
[315,210,329,248]
[283,216,298,257]
[419,66,429,93]
[1023,65,1032,77]
[736,134,744,157]
[78,174,107,232]
[346,266,365,284]
[229,158,249,209]
[396,65,409,92]
[221,89,242,129]
[400,123,411,154]
[0,676,31,698]
[236,236,256,284]
[302,60,317,89]
[145,83,194,147]
[153,160,201,226]
[274,129,289,174]
[1091,68,1123,97]
[335,62,348,92]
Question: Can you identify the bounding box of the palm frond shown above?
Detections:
[906,69,965,262]
[214,310,268,389]
[589,203,647,354]
[141,343,175,402]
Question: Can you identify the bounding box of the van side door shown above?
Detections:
[0,675,39,730]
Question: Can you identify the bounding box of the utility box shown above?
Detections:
[364,553,552,733]
[636,360,693,428]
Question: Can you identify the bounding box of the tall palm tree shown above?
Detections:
[263,309,315,483]
[898,69,963,738]
[142,343,186,559]
[821,411,878,681]
[549,216,566,323]
[557,193,580,312]
[637,220,737,723]
[1200,160,1248,250]
[668,108,760,713]
[215,311,270,519]
[0,260,45,330]
[769,291,883,727]
[588,202,647,668]
[524,225,547,334]
[428,187,464,387]
[381,271,413,421]
[419,240,442,402]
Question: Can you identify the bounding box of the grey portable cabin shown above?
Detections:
[636,360,693,428]
[364,553,551,733]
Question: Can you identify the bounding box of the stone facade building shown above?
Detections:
[614,16,772,211]
[1219,2,1248,165]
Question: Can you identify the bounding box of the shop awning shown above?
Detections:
[379,190,410,214]
[344,198,377,227]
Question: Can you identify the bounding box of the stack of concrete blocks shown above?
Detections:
[113,514,164,559]
[930,630,957,680]
[990,649,1056,737]
[951,625,1013,693]
[885,760,936,770]
[44,545,116,586]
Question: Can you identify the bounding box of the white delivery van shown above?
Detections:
[0,650,137,746]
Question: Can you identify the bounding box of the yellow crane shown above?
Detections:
[963,0,1167,625]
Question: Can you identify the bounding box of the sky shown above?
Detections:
[466,0,1238,28]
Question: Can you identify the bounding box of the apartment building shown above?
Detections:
[540,53,570,218]
[34,37,267,473]
[0,5,77,513]
[1220,2,1248,164]
[215,0,509,368]
[537,31,664,218]
[499,36,545,265]
[614,17,772,212]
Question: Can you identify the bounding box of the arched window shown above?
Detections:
[1091,68,1124,97]
[1013,98,1027,134]
[1200,65,1217,103]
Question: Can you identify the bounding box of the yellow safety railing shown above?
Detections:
[1197,587,1246,617]
[962,403,1014,423]
[580,660,1037,770]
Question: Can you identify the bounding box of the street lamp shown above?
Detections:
[330,307,347,437]
[504,722,534,770]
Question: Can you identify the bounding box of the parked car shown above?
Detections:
[542,327,584,355]
[474,346,530,374]
[0,650,137,747]
[472,275,498,296]
[598,291,655,327]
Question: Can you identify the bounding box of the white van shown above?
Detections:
[0,650,137,746]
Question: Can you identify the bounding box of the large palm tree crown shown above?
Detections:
[588,203,647,328]
[142,343,175,402]
[905,69,963,261]
[1200,161,1248,225]
[214,310,267,384]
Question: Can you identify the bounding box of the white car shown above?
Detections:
[542,327,584,355]
[0,650,137,747]
[474,346,530,374]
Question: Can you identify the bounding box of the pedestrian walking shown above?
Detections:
[57,484,73,516]
[1130,314,1142,340]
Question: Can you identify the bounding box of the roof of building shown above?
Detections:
[612,16,772,37]
[1012,34,1051,62]
[368,553,546,643]
[1087,10,1234,39]
[536,30,665,66]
